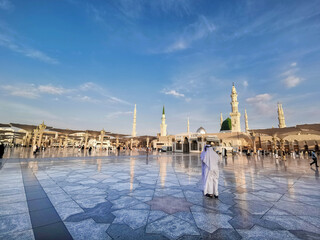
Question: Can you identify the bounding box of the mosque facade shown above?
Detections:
[168,83,320,153]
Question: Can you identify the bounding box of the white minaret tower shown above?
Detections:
[187,117,190,134]
[220,113,223,128]
[132,104,137,137]
[160,105,167,137]
[230,83,241,132]
[277,103,286,128]
[245,109,249,133]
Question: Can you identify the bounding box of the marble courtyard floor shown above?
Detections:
[0,152,320,240]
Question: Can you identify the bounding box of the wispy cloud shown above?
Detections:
[0,31,59,64]
[38,85,67,95]
[1,84,68,98]
[163,15,215,53]
[67,95,100,103]
[246,93,274,116]
[79,81,131,105]
[112,0,192,19]
[243,80,248,88]
[0,82,131,106]
[164,89,185,98]
[281,63,304,88]
[1,84,39,99]
[0,0,13,10]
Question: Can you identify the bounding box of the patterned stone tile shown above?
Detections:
[263,215,320,234]
[54,200,84,220]
[237,225,299,240]
[0,213,32,235]
[0,201,29,216]
[0,229,34,240]
[199,228,242,240]
[111,196,143,209]
[148,211,168,223]
[146,196,193,214]
[107,224,168,240]
[74,195,107,208]
[146,215,199,239]
[65,201,115,224]
[289,230,320,240]
[113,209,149,229]
[192,211,232,233]
[65,219,111,240]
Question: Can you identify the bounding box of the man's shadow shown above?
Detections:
[311,166,319,178]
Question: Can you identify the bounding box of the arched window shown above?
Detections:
[191,140,198,151]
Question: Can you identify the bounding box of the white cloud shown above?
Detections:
[165,40,188,52]
[108,96,131,105]
[0,0,13,10]
[1,85,39,99]
[246,93,272,103]
[112,0,192,19]
[0,32,59,64]
[246,93,274,116]
[1,81,131,106]
[243,80,248,88]
[164,15,215,53]
[164,90,185,98]
[38,85,66,95]
[280,64,304,88]
[283,75,303,88]
[1,84,68,98]
[79,82,100,91]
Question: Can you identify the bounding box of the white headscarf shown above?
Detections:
[201,145,219,172]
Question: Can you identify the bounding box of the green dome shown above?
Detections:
[220,118,232,131]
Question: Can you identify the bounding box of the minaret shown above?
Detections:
[160,105,167,137]
[244,109,249,133]
[187,117,190,134]
[132,104,137,137]
[220,113,223,127]
[230,83,241,132]
[277,103,286,128]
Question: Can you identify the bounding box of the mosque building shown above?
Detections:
[167,83,320,154]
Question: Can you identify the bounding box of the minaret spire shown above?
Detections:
[187,117,190,134]
[220,113,223,127]
[160,105,167,136]
[277,103,286,128]
[245,109,249,133]
[132,104,137,137]
[230,83,241,132]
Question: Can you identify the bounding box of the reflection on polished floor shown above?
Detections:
[0,152,320,240]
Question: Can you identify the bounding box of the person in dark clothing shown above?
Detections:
[0,143,4,158]
[117,146,120,155]
[310,151,319,167]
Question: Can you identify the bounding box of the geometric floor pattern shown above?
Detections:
[1,152,320,239]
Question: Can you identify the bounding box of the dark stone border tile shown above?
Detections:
[28,198,53,212]
[20,163,73,240]
[33,221,73,240]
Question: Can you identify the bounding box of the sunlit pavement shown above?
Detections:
[0,151,319,239]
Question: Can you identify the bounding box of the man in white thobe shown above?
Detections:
[201,145,219,198]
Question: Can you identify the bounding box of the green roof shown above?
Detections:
[162,105,165,115]
[220,118,232,131]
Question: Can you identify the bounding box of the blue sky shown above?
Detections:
[0,0,319,135]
